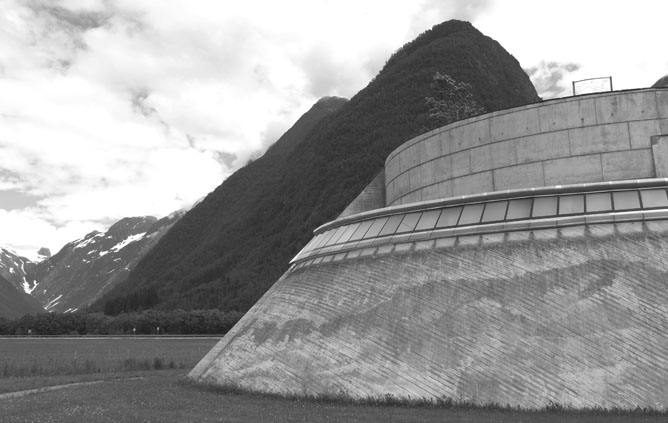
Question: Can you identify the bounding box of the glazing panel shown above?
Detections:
[640,189,668,208]
[481,201,508,223]
[559,195,584,215]
[506,199,532,220]
[349,220,374,241]
[378,214,404,237]
[324,225,349,246]
[315,229,337,249]
[613,191,640,210]
[363,217,389,239]
[436,206,462,228]
[337,223,361,244]
[458,204,484,225]
[303,235,322,252]
[532,197,557,217]
[396,212,422,233]
[415,209,442,231]
[586,192,612,213]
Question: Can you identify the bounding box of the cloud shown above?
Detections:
[6,0,662,258]
[525,61,581,99]
[409,0,493,35]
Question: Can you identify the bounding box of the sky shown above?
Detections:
[0,0,666,258]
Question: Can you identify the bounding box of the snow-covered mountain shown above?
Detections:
[0,246,41,295]
[0,211,183,318]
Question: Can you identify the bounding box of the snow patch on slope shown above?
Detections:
[73,233,103,250]
[99,233,147,257]
[45,294,63,311]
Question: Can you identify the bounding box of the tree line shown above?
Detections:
[0,309,243,336]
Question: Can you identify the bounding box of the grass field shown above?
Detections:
[0,336,217,388]
[2,337,667,422]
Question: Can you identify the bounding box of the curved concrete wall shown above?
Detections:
[190,220,668,408]
[386,89,668,206]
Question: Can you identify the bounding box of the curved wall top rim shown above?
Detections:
[315,178,668,235]
[385,87,668,164]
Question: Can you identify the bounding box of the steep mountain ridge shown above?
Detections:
[0,211,183,318]
[29,213,183,313]
[0,246,42,295]
[98,20,540,313]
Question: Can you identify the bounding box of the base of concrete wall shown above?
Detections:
[190,221,668,409]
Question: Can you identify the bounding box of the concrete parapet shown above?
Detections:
[386,88,668,206]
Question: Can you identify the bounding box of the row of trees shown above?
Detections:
[0,309,244,336]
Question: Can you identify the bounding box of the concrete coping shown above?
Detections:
[315,178,668,235]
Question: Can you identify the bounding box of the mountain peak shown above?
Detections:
[107,216,158,237]
[96,20,539,314]
[314,96,348,108]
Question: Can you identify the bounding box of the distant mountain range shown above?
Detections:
[0,211,182,318]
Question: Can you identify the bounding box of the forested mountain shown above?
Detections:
[0,274,43,319]
[97,20,540,314]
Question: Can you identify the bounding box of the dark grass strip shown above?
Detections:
[178,378,668,417]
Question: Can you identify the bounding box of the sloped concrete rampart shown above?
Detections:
[386,89,668,206]
[190,221,668,408]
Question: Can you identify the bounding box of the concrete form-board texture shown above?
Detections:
[386,89,668,206]
[190,221,668,408]
[338,172,386,218]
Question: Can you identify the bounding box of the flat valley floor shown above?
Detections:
[2,338,667,422]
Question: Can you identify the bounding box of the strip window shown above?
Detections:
[363,217,389,239]
[310,187,668,255]
[458,204,485,226]
[349,220,374,241]
[336,223,362,244]
[640,189,668,208]
[532,197,557,218]
[585,192,612,213]
[506,199,532,220]
[324,225,349,246]
[378,214,404,237]
[435,206,463,228]
[612,191,640,211]
[415,209,442,231]
[396,212,422,233]
[481,201,508,223]
[558,194,584,215]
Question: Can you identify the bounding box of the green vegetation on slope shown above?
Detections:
[98,20,540,314]
[0,275,44,319]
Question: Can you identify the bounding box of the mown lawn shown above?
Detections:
[3,370,668,423]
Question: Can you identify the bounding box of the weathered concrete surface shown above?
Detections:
[652,136,668,178]
[190,222,668,408]
[339,172,386,218]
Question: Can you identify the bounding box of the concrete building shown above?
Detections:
[191,87,668,408]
